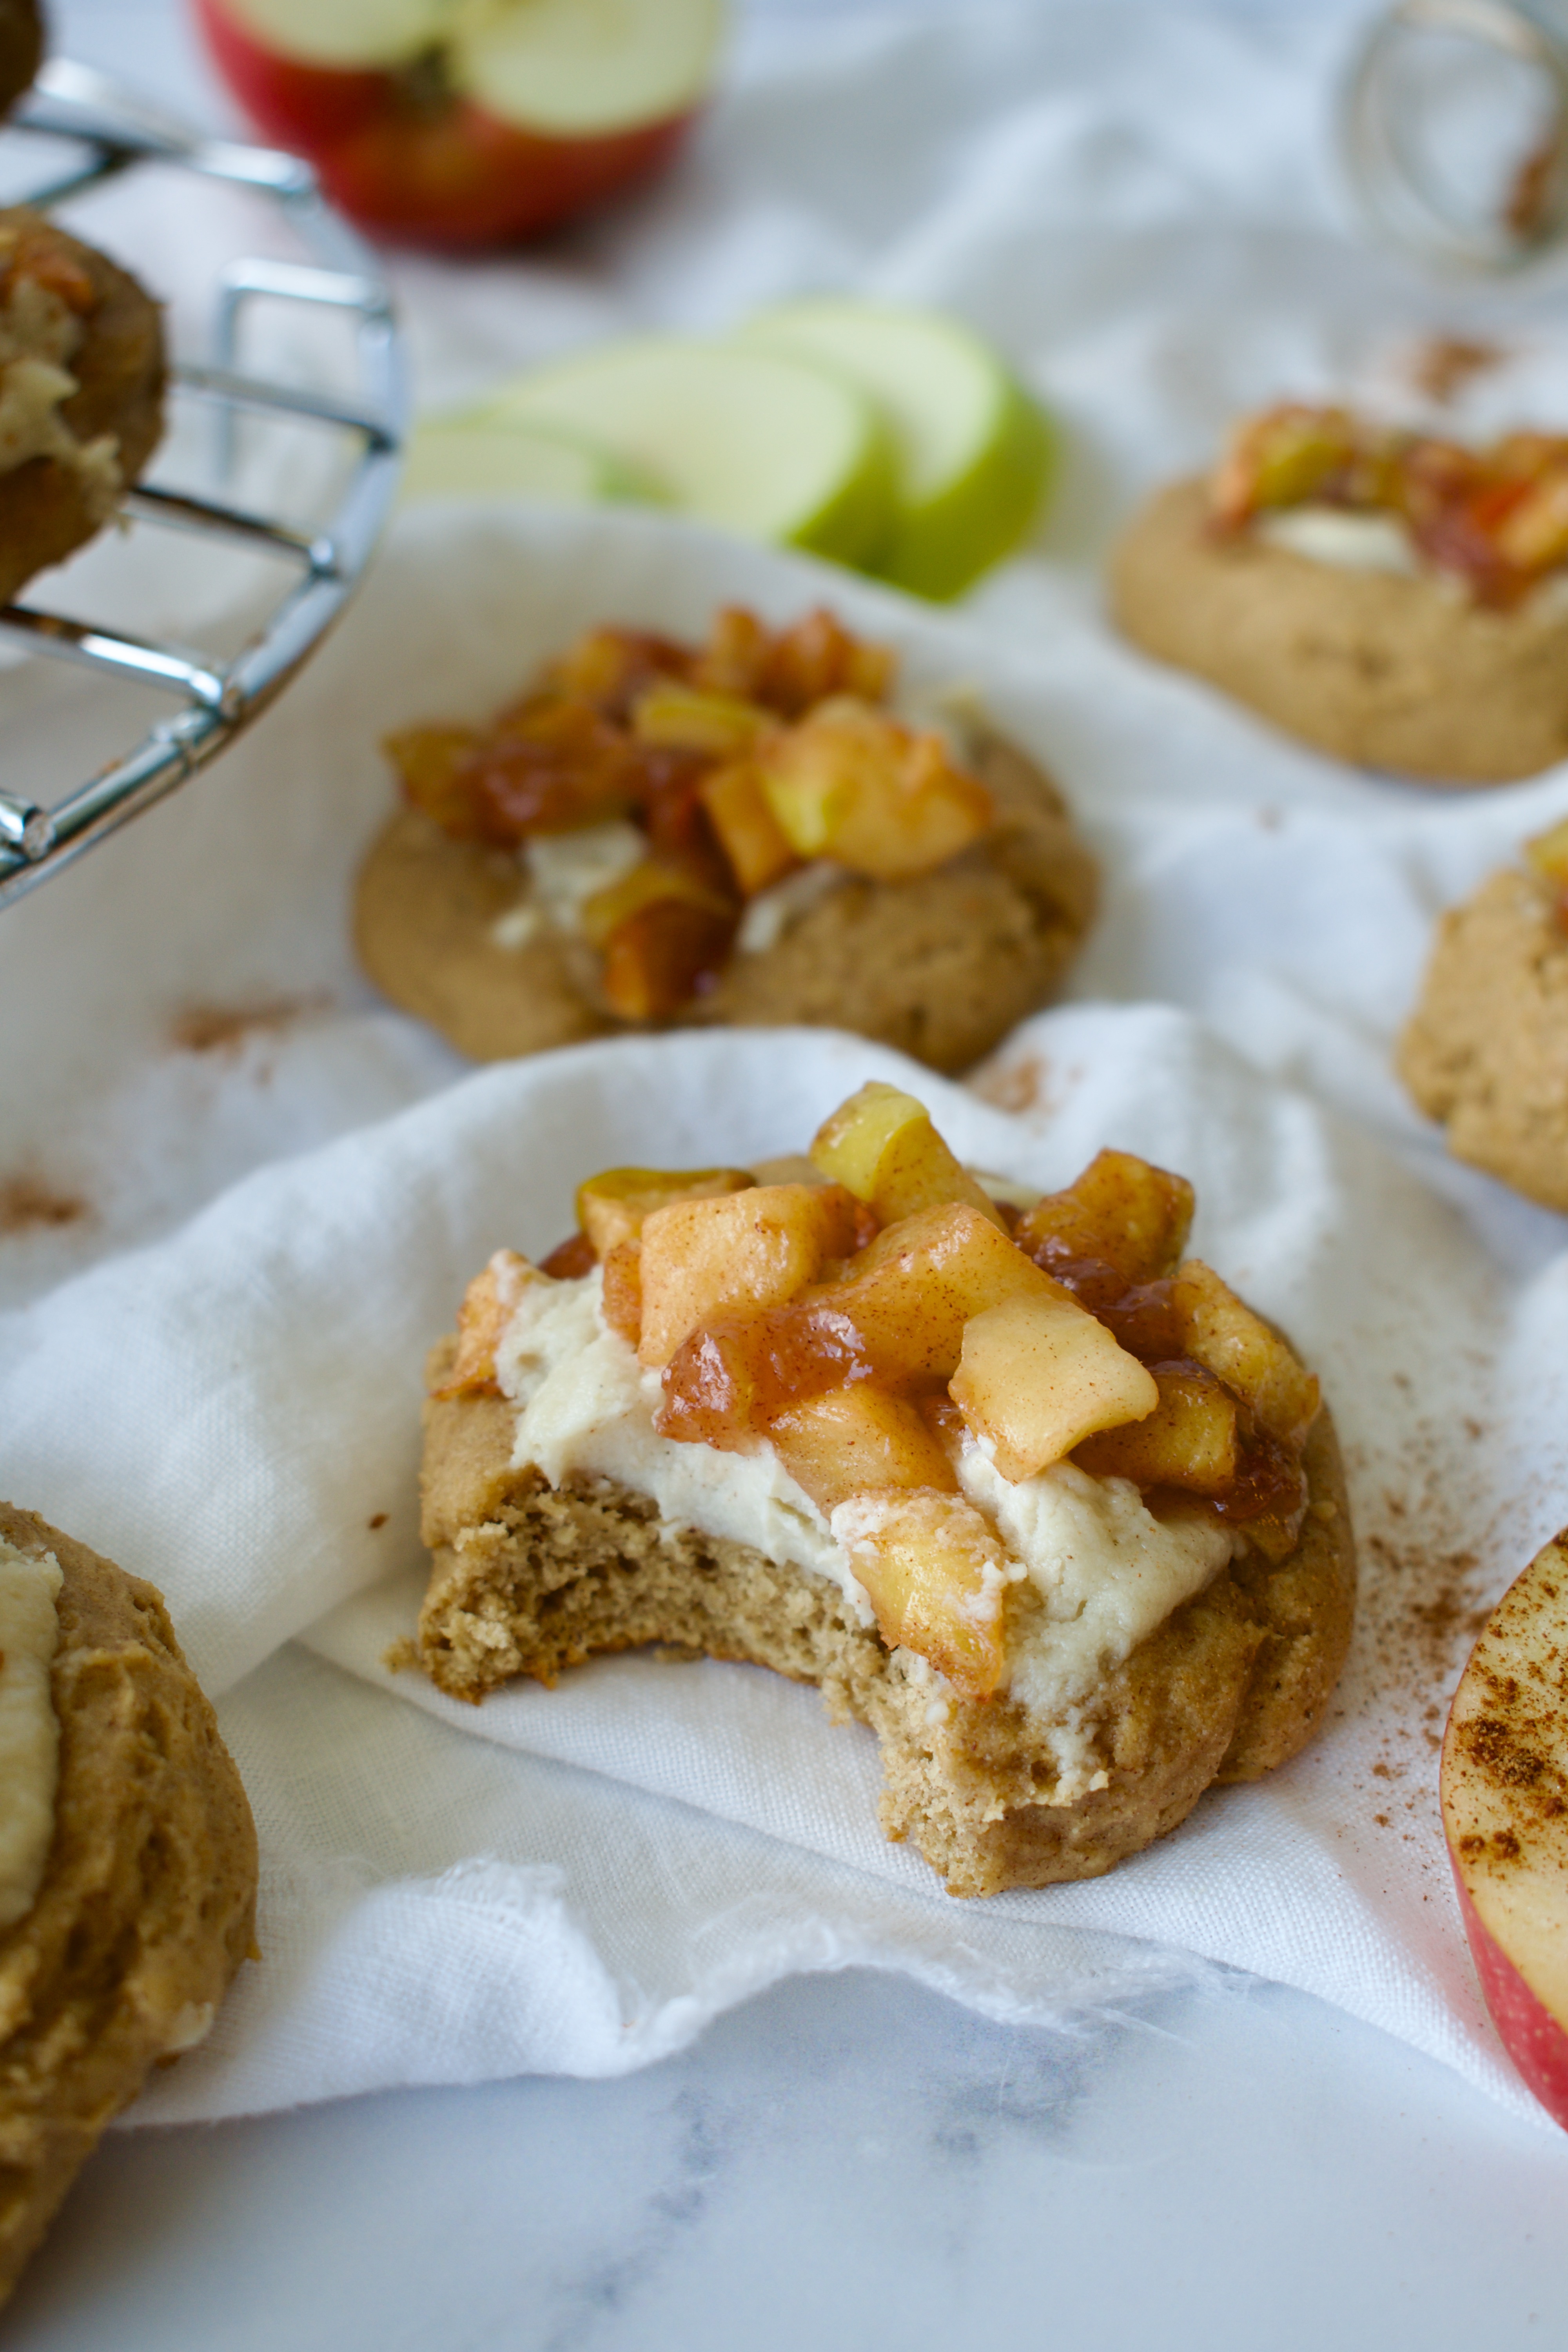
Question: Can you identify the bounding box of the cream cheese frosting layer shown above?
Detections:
[0,1534,63,1931]
[495,1267,1238,1744]
[1254,506,1417,575]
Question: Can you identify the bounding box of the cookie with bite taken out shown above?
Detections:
[410,1082,1356,1896]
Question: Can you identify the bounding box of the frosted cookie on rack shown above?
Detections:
[354,604,1097,1076]
[0,207,165,607]
[0,0,41,119]
[1399,818,1568,1211]
[410,1082,1355,1896]
[0,1503,257,2307]
[1111,403,1568,784]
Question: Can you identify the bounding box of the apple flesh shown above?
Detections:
[195,0,726,248]
[1441,1529,1568,2129]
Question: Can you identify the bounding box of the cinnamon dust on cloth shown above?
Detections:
[2,0,1568,2129]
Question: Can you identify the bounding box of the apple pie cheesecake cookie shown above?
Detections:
[1399,818,1568,1211]
[0,1503,257,2307]
[1112,404,1568,782]
[412,1083,1356,1895]
[354,604,1097,1074]
[0,208,165,608]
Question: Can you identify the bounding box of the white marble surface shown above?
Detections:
[7,1965,1568,2348]
[9,0,1568,2340]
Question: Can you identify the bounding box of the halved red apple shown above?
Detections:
[1441,1528,1568,2128]
[195,0,727,247]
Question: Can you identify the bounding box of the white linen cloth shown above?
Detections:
[5,0,1568,2130]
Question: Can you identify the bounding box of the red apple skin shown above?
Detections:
[194,0,703,248]
[1451,1863,1568,2129]
[1441,1527,1568,2130]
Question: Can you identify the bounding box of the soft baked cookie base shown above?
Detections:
[1399,865,1568,1211]
[354,727,1098,1074]
[0,1504,257,2308]
[413,1352,1356,1897]
[1111,477,1568,785]
[0,212,165,609]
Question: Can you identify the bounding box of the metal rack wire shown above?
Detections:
[0,58,407,908]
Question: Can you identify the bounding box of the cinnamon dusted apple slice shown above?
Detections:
[831,1489,1011,1699]
[1016,1148,1195,1287]
[949,1292,1158,1483]
[637,1181,861,1367]
[1073,1362,1239,1494]
[1441,1530,1568,2129]
[820,1201,1054,1383]
[430,1249,539,1398]
[769,1385,958,1513]
[809,1080,1006,1229]
[575,1165,754,1259]
[756,698,993,878]
[1171,1260,1320,1450]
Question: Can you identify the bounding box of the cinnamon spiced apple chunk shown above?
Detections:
[414,1083,1356,1895]
[355,604,1097,1073]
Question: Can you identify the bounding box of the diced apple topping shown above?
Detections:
[600,898,739,1022]
[630,682,774,758]
[576,1165,755,1259]
[756,698,993,880]
[833,1489,1011,1699]
[698,761,799,896]
[579,857,734,951]
[770,1386,959,1513]
[1073,1362,1238,1494]
[1210,401,1568,606]
[600,1241,644,1348]
[1526,816,1568,893]
[809,1081,1006,1229]
[451,1088,1327,1701]
[1170,1260,1320,1450]
[430,1249,537,1398]
[638,1182,862,1368]
[1015,1148,1194,1290]
[818,1201,1063,1383]
[949,1292,1159,1483]
[384,606,991,1020]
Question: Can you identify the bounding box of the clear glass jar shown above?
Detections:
[1344,0,1568,268]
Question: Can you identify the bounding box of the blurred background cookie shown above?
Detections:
[0,207,165,608]
[1399,819,1568,1210]
[354,603,1097,1074]
[1113,404,1568,784]
[0,1503,256,2309]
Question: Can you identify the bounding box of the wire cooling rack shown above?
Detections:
[0,58,407,908]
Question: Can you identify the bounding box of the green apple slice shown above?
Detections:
[219,0,445,69]
[399,417,664,507]
[479,339,897,565]
[452,0,727,134]
[742,298,1053,600]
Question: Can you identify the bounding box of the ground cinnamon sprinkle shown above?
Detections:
[1343,1399,1506,1860]
[0,1174,89,1237]
[171,995,325,1054]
